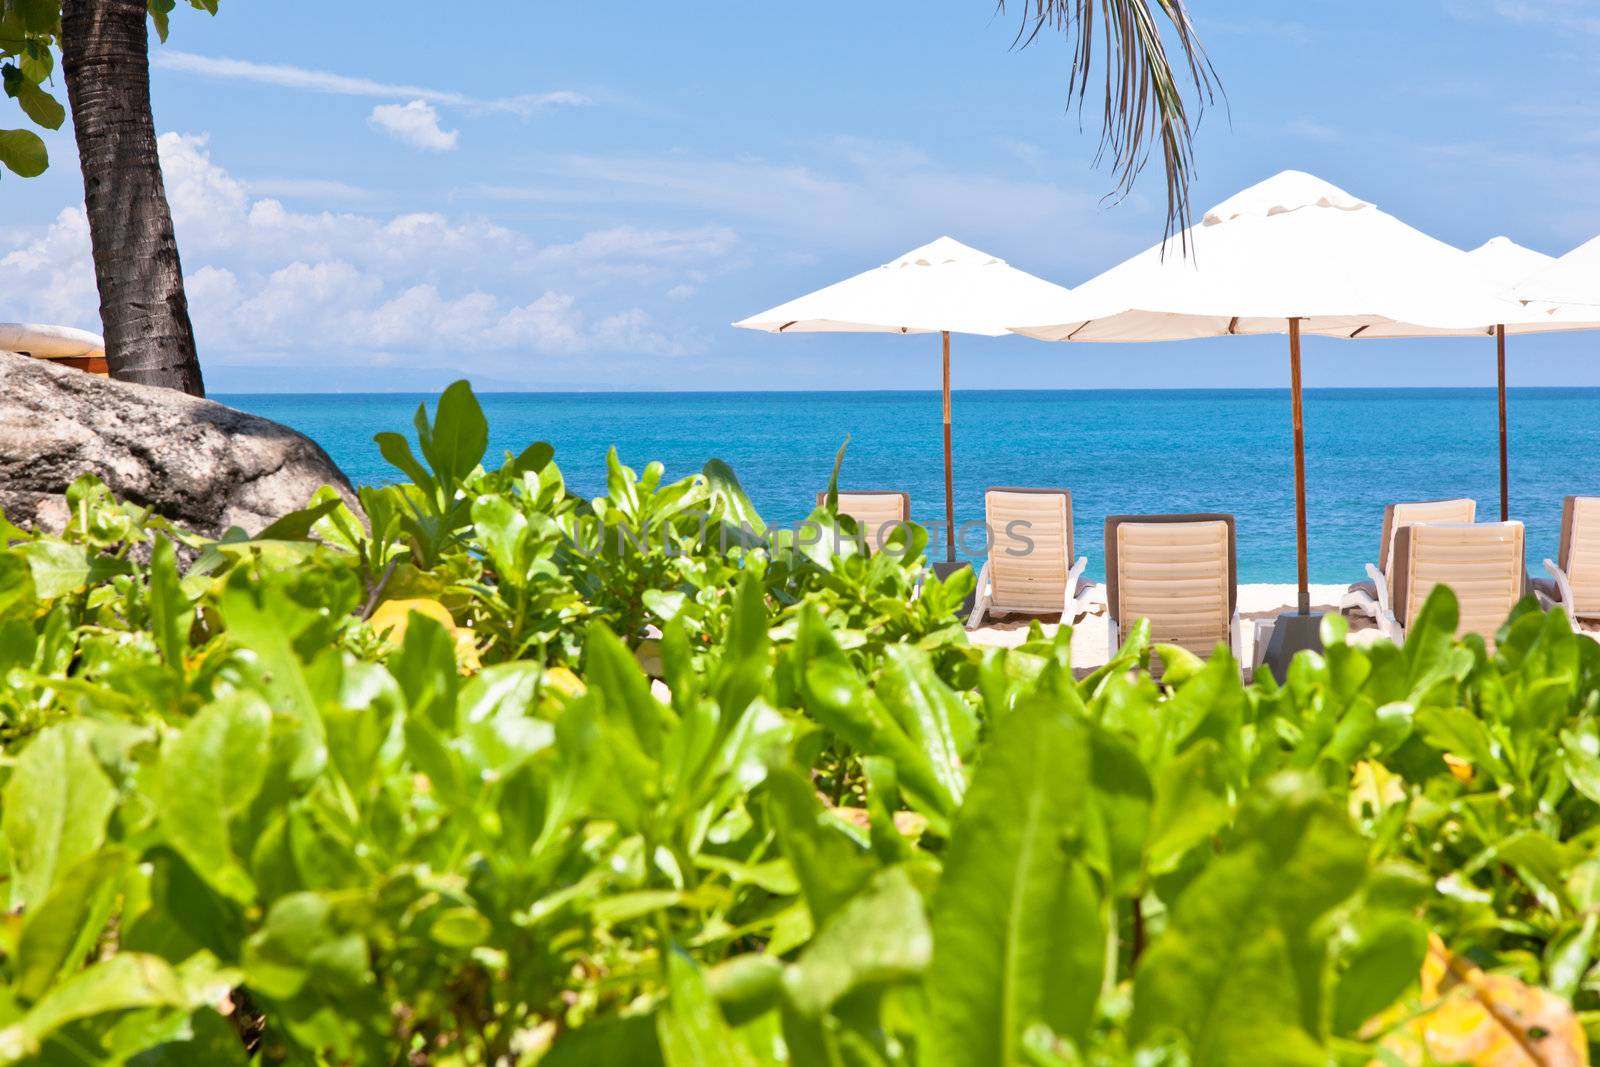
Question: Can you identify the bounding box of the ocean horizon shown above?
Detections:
[221,386,1600,587]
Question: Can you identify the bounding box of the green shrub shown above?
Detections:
[0,381,1591,1066]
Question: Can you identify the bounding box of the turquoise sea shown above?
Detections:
[218,388,1600,585]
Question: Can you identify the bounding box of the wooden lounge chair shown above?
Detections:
[1342,498,1477,621]
[1370,521,1526,647]
[1534,496,1600,632]
[966,488,1095,629]
[815,490,910,553]
[1104,513,1242,661]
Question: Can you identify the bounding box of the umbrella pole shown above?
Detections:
[1290,318,1310,615]
[1497,324,1509,522]
[1262,317,1323,682]
[942,331,956,563]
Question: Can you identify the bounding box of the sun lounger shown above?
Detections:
[1342,498,1477,620]
[815,490,910,553]
[966,488,1096,629]
[1533,496,1600,631]
[1104,513,1242,661]
[1369,521,1526,646]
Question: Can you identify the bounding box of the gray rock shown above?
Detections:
[0,351,359,537]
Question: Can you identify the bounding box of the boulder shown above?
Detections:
[0,351,359,537]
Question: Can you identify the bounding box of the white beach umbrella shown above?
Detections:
[1514,234,1600,308]
[1009,170,1550,671]
[1344,238,1600,521]
[734,236,1074,562]
[0,322,105,359]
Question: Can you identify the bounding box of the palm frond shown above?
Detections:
[999,0,1219,248]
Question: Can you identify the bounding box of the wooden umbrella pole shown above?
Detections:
[1497,324,1509,522]
[1290,318,1310,615]
[942,331,956,563]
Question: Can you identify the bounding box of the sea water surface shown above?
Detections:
[219,388,1600,585]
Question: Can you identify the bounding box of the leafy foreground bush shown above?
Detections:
[0,382,1596,1066]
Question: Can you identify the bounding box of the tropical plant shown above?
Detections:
[0,381,1593,1066]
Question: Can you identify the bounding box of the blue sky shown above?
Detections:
[7,1,1600,391]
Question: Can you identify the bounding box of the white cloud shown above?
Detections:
[0,207,97,326]
[369,100,459,152]
[467,136,1146,270]
[0,133,732,374]
[155,51,588,115]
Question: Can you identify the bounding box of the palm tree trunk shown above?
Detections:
[60,0,205,396]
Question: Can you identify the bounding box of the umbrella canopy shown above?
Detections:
[734,236,1073,336]
[0,322,105,359]
[1513,233,1600,308]
[1351,237,1600,339]
[1470,236,1554,290]
[1010,171,1534,343]
[735,237,1073,563]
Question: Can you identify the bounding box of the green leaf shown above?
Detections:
[242,893,370,1001]
[876,645,975,809]
[428,380,489,486]
[1131,773,1369,1067]
[544,1015,664,1067]
[2,723,117,910]
[20,540,88,598]
[1330,915,1426,1036]
[13,82,60,131]
[766,767,873,926]
[793,605,957,825]
[0,128,46,177]
[0,954,207,1064]
[148,0,176,42]
[784,866,931,1017]
[0,552,36,618]
[1561,728,1600,805]
[374,430,435,493]
[157,693,272,903]
[429,906,491,948]
[15,847,129,1002]
[657,948,756,1067]
[253,497,343,541]
[584,621,671,758]
[146,535,188,671]
[924,699,1105,1065]
[1146,739,1231,874]
[703,458,767,538]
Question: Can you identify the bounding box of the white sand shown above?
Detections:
[967,583,1372,672]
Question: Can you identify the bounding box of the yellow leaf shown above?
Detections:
[1369,934,1588,1067]
[1351,760,1406,818]
[1445,753,1476,784]
[541,666,585,698]
[368,598,481,673]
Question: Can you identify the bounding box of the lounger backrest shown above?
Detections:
[1104,514,1236,656]
[985,488,1072,612]
[816,491,910,553]
[1381,498,1476,579]
[1391,521,1525,643]
[1559,496,1600,618]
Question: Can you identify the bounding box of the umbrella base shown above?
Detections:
[931,560,976,618]
[1260,610,1324,683]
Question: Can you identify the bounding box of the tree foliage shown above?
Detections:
[0,0,215,179]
